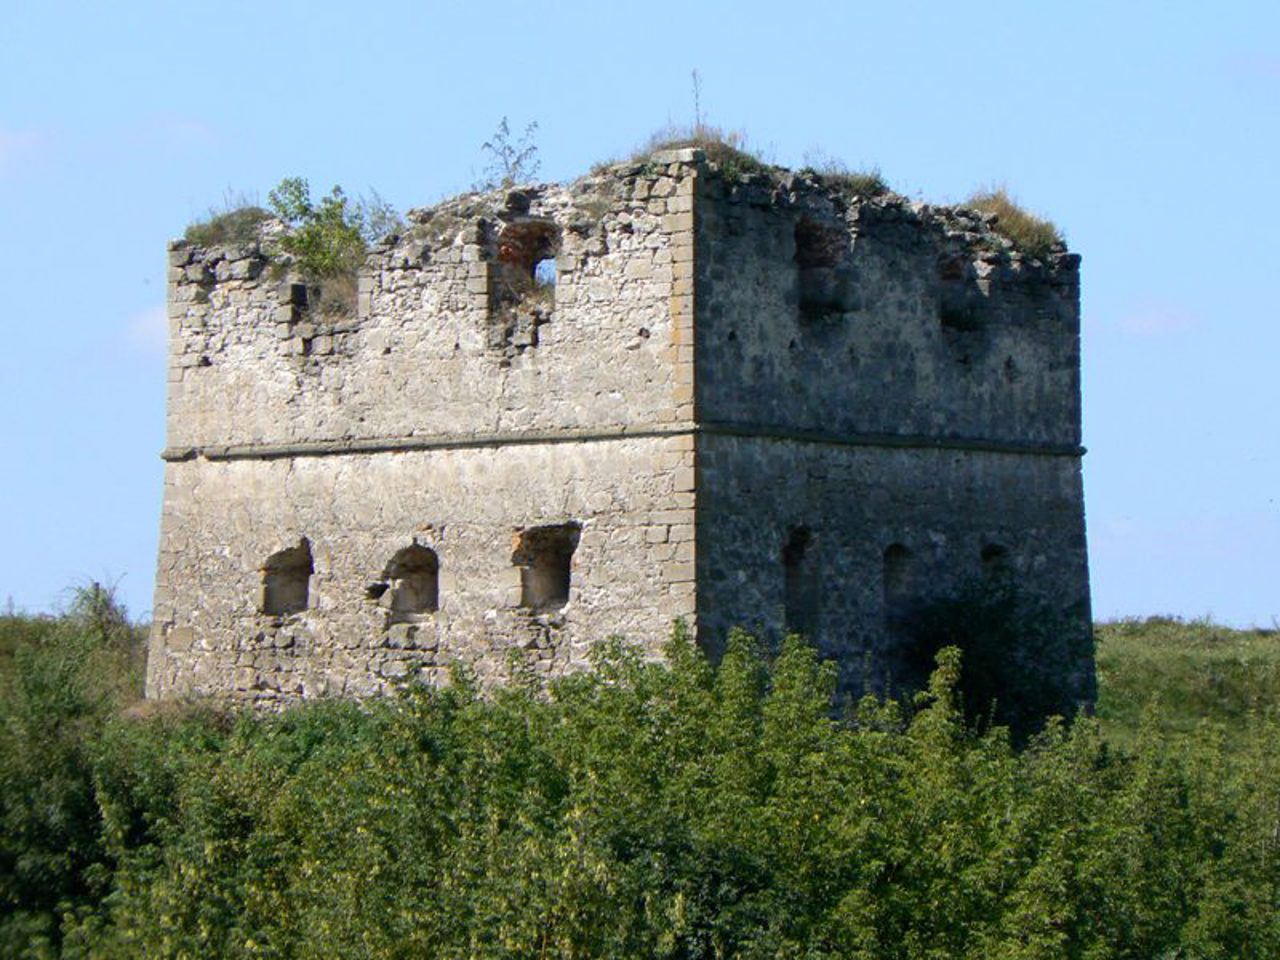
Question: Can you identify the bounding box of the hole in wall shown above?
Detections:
[262,539,313,616]
[794,215,852,320]
[981,543,1011,578]
[938,254,989,337]
[384,544,440,620]
[496,220,560,296]
[512,522,581,611]
[882,542,914,626]
[490,219,562,360]
[782,526,818,637]
[533,257,557,287]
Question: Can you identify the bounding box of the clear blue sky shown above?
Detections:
[2,0,1276,626]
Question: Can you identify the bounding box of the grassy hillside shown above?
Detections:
[1095,616,1280,748]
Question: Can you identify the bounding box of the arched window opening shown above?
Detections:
[490,219,562,360]
[513,522,581,611]
[981,543,1011,579]
[262,539,313,616]
[494,220,560,306]
[384,544,440,621]
[782,526,818,637]
[882,543,914,625]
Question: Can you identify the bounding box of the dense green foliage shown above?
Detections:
[262,177,400,315]
[0,586,145,957]
[3,608,1279,957]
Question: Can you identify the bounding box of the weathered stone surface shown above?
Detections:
[148,156,1092,709]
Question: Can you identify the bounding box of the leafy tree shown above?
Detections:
[267,177,401,281]
[0,584,142,958]
[5,610,1280,957]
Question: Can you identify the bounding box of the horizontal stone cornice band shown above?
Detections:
[162,423,1085,463]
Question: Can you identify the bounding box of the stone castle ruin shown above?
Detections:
[147,148,1093,707]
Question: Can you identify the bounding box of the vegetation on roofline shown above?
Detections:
[630,122,770,180]
[182,191,271,247]
[799,151,893,198]
[474,116,542,190]
[4,586,1280,956]
[183,126,1066,307]
[964,185,1064,259]
[623,130,1059,258]
[181,178,402,317]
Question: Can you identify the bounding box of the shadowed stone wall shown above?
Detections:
[686,167,1091,706]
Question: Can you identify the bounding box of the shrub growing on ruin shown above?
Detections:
[264,177,402,315]
[268,178,363,279]
[965,185,1063,259]
[475,116,541,190]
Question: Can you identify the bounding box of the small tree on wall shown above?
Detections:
[475,117,541,190]
[265,177,401,315]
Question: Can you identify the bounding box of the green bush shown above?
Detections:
[0,585,145,959]
[6,612,1280,957]
[264,177,401,316]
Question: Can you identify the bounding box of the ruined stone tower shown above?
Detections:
[147,148,1092,706]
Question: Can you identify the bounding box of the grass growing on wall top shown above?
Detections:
[180,179,403,317]
[965,185,1063,259]
[799,150,893,198]
[632,123,770,179]
[183,191,271,247]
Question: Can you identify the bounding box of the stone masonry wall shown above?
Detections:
[693,434,1093,701]
[692,171,1081,447]
[149,440,701,701]
[150,148,1091,708]
[163,162,698,454]
[686,164,1091,705]
[150,154,701,703]
[149,436,696,703]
